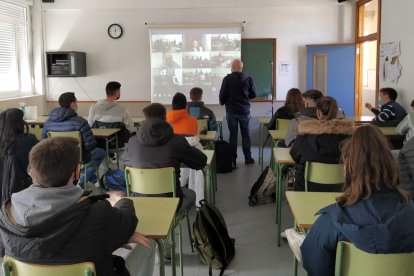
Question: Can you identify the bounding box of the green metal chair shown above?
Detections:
[304,161,345,191]
[276,118,290,131]
[335,241,414,276]
[28,127,42,140]
[47,131,99,189]
[125,167,193,276]
[2,255,95,276]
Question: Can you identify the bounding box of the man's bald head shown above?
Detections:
[231,59,243,72]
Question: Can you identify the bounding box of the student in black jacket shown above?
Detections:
[124,103,207,210]
[290,96,354,191]
[268,88,304,130]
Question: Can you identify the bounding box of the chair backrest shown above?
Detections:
[124,167,176,197]
[2,256,95,276]
[47,131,83,162]
[304,161,345,191]
[28,128,42,140]
[197,119,208,134]
[335,241,414,276]
[276,119,290,130]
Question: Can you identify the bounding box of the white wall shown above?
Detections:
[380,0,414,110]
[36,0,355,113]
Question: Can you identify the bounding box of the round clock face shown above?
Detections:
[108,24,123,39]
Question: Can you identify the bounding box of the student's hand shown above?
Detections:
[365,102,373,110]
[121,232,151,250]
[106,191,125,207]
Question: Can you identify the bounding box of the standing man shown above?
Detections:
[219,59,256,167]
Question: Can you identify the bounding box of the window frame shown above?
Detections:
[0,0,33,99]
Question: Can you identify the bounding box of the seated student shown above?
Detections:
[188,87,218,131]
[42,92,105,188]
[0,108,38,257]
[88,81,134,148]
[0,108,38,202]
[167,92,198,136]
[301,125,414,276]
[290,96,354,191]
[365,87,407,126]
[396,99,414,144]
[285,89,323,147]
[123,103,207,210]
[268,88,303,130]
[0,137,155,276]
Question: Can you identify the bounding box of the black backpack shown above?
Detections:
[193,200,235,276]
[215,137,234,173]
[248,166,276,206]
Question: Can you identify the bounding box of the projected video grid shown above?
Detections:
[150,32,241,104]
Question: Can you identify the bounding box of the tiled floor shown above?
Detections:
[154,146,308,276]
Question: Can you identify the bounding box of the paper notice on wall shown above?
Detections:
[380,41,402,83]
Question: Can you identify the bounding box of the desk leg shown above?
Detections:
[292,221,298,276]
[259,123,263,171]
[155,239,165,276]
[277,163,285,246]
[218,121,223,139]
[205,165,212,203]
[115,134,119,169]
[171,224,177,276]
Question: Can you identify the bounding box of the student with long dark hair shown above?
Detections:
[268,88,304,130]
[301,125,414,276]
[0,108,37,256]
[290,96,353,191]
[0,108,37,202]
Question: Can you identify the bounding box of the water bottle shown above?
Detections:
[19,102,26,119]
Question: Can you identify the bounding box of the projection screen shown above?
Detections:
[149,25,241,104]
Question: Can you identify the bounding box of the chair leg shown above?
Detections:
[185,209,195,252]
[178,222,184,276]
[171,223,177,276]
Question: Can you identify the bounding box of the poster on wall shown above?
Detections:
[380,41,402,83]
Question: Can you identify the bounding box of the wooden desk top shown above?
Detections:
[269,130,287,140]
[92,128,120,137]
[132,117,145,124]
[353,116,374,124]
[198,131,216,141]
[379,127,400,136]
[286,191,341,229]
[273,147,294,164]
[259,117,271,124]
[202,150,214,166]
[25,115,48,125]
[127,197,179,239]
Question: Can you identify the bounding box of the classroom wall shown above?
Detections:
[380,0,414,110]
[36,0,355,107]
[30,0,355,146]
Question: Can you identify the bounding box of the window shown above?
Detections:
[0,0,32,96]
[355,0,381,116]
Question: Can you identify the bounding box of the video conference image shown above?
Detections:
[150,28,241,104]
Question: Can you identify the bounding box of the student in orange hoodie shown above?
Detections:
[167,92,198,135]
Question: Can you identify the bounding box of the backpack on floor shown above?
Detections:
[215,137,234,173]
[99,168,126,192]
[193,200,235,276]
[248,166,276,206]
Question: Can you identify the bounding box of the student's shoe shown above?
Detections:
[285,228,305,262]
[245,158,255,165]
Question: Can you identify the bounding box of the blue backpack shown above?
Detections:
[99,169,126,192]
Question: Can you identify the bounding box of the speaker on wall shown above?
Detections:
[42,0,54,2]
[338,0,347,2]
